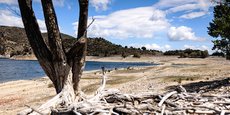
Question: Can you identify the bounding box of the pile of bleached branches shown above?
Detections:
[20,75,230,115]
[65,88,230,114]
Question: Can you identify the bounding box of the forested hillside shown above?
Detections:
[0,26,162,58]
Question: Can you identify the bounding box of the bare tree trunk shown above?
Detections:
[72,0,88,93]
[41,0,71,93]
[18,0,88,108]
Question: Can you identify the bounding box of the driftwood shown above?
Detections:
[19,74,230,115]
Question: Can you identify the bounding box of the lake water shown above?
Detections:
[0,58,156,83]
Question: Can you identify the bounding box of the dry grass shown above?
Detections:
[163,75,200,84]
[107,75,138,85]
[82,75,138,93]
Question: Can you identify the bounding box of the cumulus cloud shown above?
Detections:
[0,9,47,32]
[168,26,205,41]
[74,7,170,39]
[179,11,206,19]
[145,44,171,51]
[90,0,111,11]
[145,44,161,50]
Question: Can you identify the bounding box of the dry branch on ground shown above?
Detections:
[19,76,230,115]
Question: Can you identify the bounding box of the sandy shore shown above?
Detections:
[1,56,230,114]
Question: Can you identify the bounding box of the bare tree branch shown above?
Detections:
[6,5,21,17]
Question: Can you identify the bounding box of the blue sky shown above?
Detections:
[0,0,216,53]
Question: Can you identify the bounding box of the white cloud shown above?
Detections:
[179,11,206,19]
[0,0,65,6]
[166,4,198,13]
[155,0,212,11]
[168,26,205,41]
[0,10,23,27]
[154,0,212,19]
[198,0,212,12]
[145,44,172,51]
[0,0,17,5]
[129,43,171,51]
[90,0,111,11]
[154,0,195,9]
[165,44,171,49]
[184,44,197,49]
[74,7,170,39]
[37,20,47,32]
[21,0,66,7]
[0,9,47,32]
[145,44,161,50]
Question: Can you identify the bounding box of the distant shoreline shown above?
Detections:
[3,54,162,63]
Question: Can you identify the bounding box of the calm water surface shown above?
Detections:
[0,58,156,83]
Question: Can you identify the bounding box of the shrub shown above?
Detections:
[133,53,141,58]
[201,50,209,58]
[121,52,129,58]
[179,52,188,58]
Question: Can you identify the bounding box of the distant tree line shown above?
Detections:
[164,49,209,58]
[49,37,163,58]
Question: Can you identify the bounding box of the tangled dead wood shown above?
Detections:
[19,75,230,115]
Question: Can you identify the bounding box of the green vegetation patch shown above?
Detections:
[164,49,209,58]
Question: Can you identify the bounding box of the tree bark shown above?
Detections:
[68,0,88,93]
[77,0,88,39]
[18,0,88,95]
[41,0,70,93]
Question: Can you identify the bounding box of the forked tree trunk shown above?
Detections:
[18,0,88,107]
